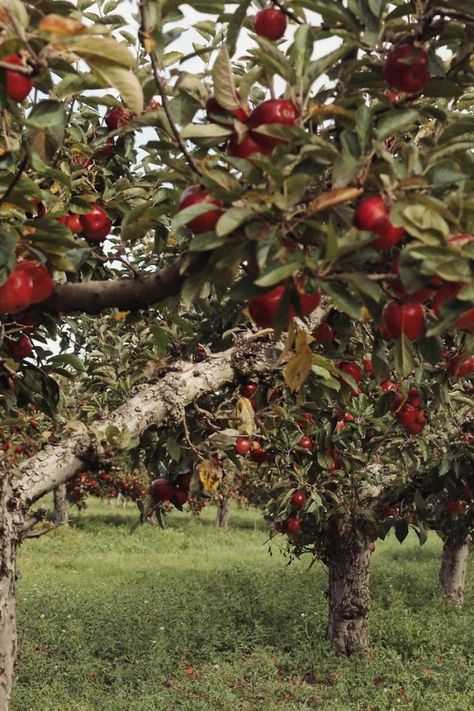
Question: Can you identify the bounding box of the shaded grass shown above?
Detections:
[13,500,474,710]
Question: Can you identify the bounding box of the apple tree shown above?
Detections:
[1,0,474,706]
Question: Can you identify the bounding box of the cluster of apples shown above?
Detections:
[0,259,53,315]
[276,490,308,538]
[234,436,268,463]
[380,381,426,435]
[57,203,112,243]
[67,470,147,507]
[150,473,191,509]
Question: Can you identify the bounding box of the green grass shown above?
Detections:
[13,500,474,710]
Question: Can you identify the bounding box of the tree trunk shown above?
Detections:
[0,476,20,710]
[216,497,232,528]
[326,528,371,657]
[439,534,470,606]
[53,484,68,525]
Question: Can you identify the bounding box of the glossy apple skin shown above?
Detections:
[105,107,134,130]
[246,99,298,148]
[353,196,405,249]
[8,333,33,360]
[179,185,224,233]
[382,301,426,341]
[235,436,251,457]
[150,478,178,502]
[4,54,32,102]
[337,361,363,383]
[383,45,431,93]
[371,218,405,249]
[205,97,249,124]
[312,322,335,346]
[0,271,33,314]
[248,283,321,329]
[291,491,307,509]
[448,354,474,378]
[432,282,474,332]
[58,214,82,233]
[80,204,112,242]
[227,133,271,160]
[16,260,54,304]
[254,8,287,40]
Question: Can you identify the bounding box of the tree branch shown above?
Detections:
[0,156,28,207]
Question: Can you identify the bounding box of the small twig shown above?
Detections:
[0,60,33,75]
[138,1,203,177]
[0,155,28,207]
[271,0,303,25]
[21,525,56,540]
[182,408,205,458]
[21,508,47,534]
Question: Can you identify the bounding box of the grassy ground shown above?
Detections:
[13,500,473,711]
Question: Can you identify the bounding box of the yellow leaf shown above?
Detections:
[114,310,129,321]
[198,459,223,494]
[360,306,372,322]
[309,103,347,118]
[306,187,363,218]
[233,397,256,435]
[39,14,85,35]
[284,328,313,391]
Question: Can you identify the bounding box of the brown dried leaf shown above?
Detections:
[284,329,313,391]
[39,14,85,35]
[198,459,223,494]
[306,187,363,218]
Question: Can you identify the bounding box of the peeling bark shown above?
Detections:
[0,475,22,710]
[216,497,232,528]
[327,528,371,657]
[439,534,470,606]
[53,484,68,525]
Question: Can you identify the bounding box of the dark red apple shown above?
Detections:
[80,204,112,242]
[337,361,363,383]
[353,196,387,231]
[4,54,32,102]
[298,435,314,451]
[227,133,271,159]
[382,302,426,341]
[432,282,474,333]
[8,333,33,360]
[58,214,82,234]
[150,478,178,502]
[291,491,307,509]
[240,383,257,398]
[0,270,33,314]
[286,517,302,536]
[383,45,431,94]
[312,322,335,347]
[16,260,54,304]
[234,436,251,457]
[448,354,474,378]
[205,96,249,124]
[179,185,224,233]
[247,99,298,148]
[254,8,287,40]
[105,107,134,130]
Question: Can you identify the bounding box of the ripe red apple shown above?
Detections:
[105,107,134,130]
[407,387,422,408]
[404,420,425,435]
[371,217,405,250]
[4,54,32,102]
[432,282,474,332]
[8,333,33,360]
[250,441,268,463]
[227,133,271,159]
[0,270,33,314]
[150,478,177,502]
[312,322,335,346]
[240,383,257,398]
[16,260,54,304]
[173,489,189,507]
[95,138,115,158]
[382,302,426,341]
[205,96,249,124]
[396,403,418,426]
[291,491,307,509]
[254,8,287,40]
[179,185,224,233]
[383,45,431,93]
[58,214,82,233]
[390,260,434,303]
[176,472,192,491]
[234,436,251,457]
[353,196,387,231]
[448,354,474,378]
[298,435,314,451]
[246,99,298,148]
[363,358,374,377]
[337,361,363,383]
[445,498,463,514]
[248,282,321,329]
[80,204,112,242]
[286,517,302,536]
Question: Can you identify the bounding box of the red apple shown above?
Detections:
[383,45,431,94]
[353,196,387,232]
[254,8,287,40]
[173,489,189,507]
[448,354,474,378]
[227,133,271,159]
[246,99,298,148]
[291,491,307,509]
[4,54,32,102]
[363,358,374,377]
[8,333,33,360]
[371,217,405,250]
[80,204,112,242]
[150,478,177,502]
[312,322,335,346]
[286,517,302,536]
[404,420,425,435]
[396,403,418,426]
[445,499,463,514]
[105,107,134,130]
[205,96,249,124]
[234,436,251,457]
[248,282,320,329]
[337,361,363,383]
[298,435,314,451]
[16,260,54,304]
[432,282,474,332]
[407,387,422,408]
[390,260,434,303]
[382,302,426,341]
[0,270,33,314]
[179,185,224,233]
[250,441,268,463]
[240,383,257,398]
[58,214,82,233]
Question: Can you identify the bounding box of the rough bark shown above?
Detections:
[216,497,232,528]
[53,484,68,525]
[327,528,372,657]
[439,534,470,606]
[0,475,22,710]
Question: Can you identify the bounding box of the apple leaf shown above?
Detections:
[211,47,239,111]
[88,61,143,113]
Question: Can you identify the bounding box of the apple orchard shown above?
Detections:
[1,0,474,707]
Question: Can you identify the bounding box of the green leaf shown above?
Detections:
[88,61,143,113]
[215,207,255,237]
[393,335,416,377]
[181,123,232,139]
[304,43,358,93]
[321,283,362,319]
[395,519,409,543]
[299,0,360,31]
[226,0,251,55]
[255,264,300,287]
[48,353,85,372]
[26,101,66,129]
[376,110,419,141]
[68,37,136,67]
[211,46,239,111]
